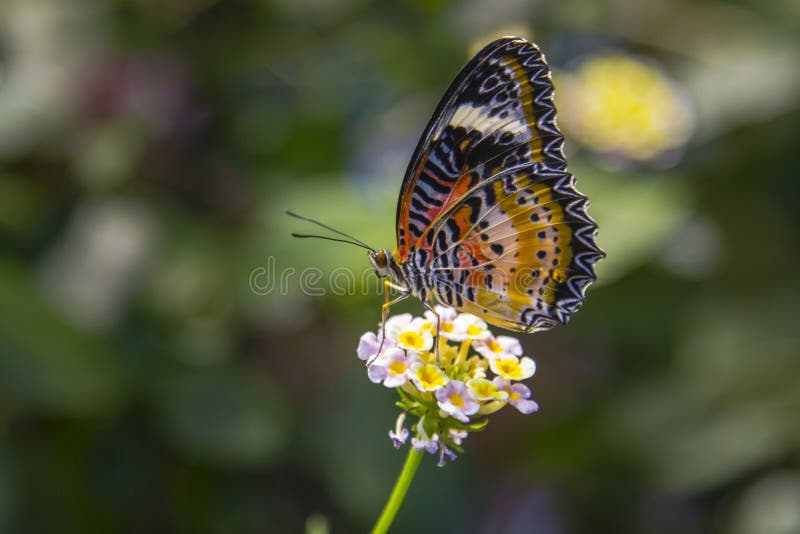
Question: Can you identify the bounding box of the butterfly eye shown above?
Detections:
[375,251,388,268]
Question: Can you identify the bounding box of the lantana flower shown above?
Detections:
[435,380,480,423]
[410,417,439,454]
[489,355,537,381]
[410,362,448,391]
[357,331,385,361]
[493,378,539,415]
[474,335,523,360]
[368,347,416,388]
[357,307,539,467]
[423,305,467,341]
[454,313,491,341]
[467,378,509,401]
[385,313,434,352]
[389,412,409,448]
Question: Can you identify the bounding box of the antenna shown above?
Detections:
[286,210,375,252]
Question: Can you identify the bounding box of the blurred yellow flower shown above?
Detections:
[557,53,695,162]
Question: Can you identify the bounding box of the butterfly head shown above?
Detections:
[368,249,391,278]
[369,249,405,283]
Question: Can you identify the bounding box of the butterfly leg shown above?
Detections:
[369,280,410,366]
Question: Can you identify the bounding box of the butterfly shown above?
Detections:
[291,36,604,333]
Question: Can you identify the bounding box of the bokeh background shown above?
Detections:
[1,0,799,532]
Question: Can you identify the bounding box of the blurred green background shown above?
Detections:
[0,0,799,532]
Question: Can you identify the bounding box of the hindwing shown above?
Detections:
[427,163,603,332]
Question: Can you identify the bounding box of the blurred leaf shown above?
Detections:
[0,174,57,242]
[574,163,692,284]
[156,367,289,469]
[0,257,126,417]
[609,294,800,493]
[0,449,14,533]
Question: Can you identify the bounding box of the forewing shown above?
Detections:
[428,163,603,332]
[396,37,566,260]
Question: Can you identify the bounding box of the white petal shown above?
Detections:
[357,332,380,361]
[384,313,413,341]
[497,336,523,356]
[367,364,387,384]
[473,341,496,359]
[434,305,458,321]
[518,357,537,379]
[382,346,405,360]
[513,399,539,414]
[418,332,434,351]
[383,373,407,388]
[440,329,468,342]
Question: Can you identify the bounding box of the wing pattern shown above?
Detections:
[396,37,566,261]
[390,36,603,332]
[427,163,603,332]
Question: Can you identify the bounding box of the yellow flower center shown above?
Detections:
[388,360,407,375]
[509,389,521,401]
[449,393,465,408]
[497,359,522,379]
[473,383,488,396]
[398,331,424,350]
[467,324,483,337]
[469,379,507,400]
[441,322,454,333]
[415,365,446,390]
[488,340,503,353]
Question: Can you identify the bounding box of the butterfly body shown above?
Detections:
[368,248,436,304]
[377,36,604,333]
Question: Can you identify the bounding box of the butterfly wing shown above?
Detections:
[427,162,603,332]
[396,37,566,261]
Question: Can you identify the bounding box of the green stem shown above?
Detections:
[371,448,423,534]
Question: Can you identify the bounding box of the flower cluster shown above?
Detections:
[358,306,539,466]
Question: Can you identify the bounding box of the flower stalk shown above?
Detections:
[371,447,423,534]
